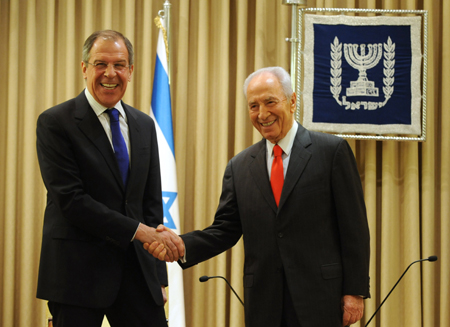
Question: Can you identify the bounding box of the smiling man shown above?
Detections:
[35,30,184,327]
[81,33,133,108]
[148,66,371,327]
[247,71,296,144]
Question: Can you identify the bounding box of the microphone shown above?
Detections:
[365,256,438,326]
[199,275,244,306]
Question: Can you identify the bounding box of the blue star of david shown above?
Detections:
[162,191,177,229]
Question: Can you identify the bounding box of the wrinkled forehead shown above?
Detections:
[89,39,129,61]
[247,74,284,101]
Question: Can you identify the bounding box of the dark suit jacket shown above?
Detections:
[180,123,370,327]
[36,91,167,308]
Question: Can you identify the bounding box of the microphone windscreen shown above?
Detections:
[428,255,438,262]
[199,275,209,282]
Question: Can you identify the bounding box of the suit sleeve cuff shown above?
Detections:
[131,223,140,242]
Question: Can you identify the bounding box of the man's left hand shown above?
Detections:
[342,295,364,326]
[161,285,167,304]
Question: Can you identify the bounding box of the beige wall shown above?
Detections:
[0,0,448,326]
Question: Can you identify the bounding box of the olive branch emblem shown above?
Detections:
[330,36,395,110]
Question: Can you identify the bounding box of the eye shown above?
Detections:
[95,62,107,69]
[114,63,127,71]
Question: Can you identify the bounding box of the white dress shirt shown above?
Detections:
[84,89,131,162]
[266,121,298,178]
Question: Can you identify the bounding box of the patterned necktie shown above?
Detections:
[270,144,284,207]
[106,108,129,186]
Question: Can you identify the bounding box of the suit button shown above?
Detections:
[278,232,283,238]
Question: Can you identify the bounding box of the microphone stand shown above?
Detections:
[199,275,245,306]
[365,256,438,326]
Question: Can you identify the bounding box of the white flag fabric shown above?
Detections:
[150,16,186,327]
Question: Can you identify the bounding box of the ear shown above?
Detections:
[81,61,88,79]
[127,64,134,82]
[290,92,297,113]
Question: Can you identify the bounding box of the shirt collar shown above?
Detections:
[84,88,126,120]
[266,121,298,156]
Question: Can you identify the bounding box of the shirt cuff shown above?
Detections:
[179,247,187,263]
[131,223,140,241]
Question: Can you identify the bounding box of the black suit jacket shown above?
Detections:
[180,123,370,327]
[36,91,167,308]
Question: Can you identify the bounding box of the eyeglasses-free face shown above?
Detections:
[247,72,296,144]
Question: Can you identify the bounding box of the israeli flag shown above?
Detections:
[150,16,186,327]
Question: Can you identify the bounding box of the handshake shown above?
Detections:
[135,223,185,262]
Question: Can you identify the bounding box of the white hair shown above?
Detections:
[242,66,293,100]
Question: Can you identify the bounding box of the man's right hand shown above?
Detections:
[134,224,184,262]
[143,225,185,262]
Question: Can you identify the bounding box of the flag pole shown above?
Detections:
[161,0,171,83]
[282,0,307,92]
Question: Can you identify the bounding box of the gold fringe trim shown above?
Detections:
[154,16,169,64]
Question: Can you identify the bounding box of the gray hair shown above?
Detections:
[243,66,293,100]
[82,30,134,66]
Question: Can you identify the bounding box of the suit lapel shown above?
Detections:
[278,124,312,209]
[123,103,141,195]
[248,140,278,214]
[74,93,124,189]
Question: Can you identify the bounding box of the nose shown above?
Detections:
[258,105,271,120]
[104,64,117,77]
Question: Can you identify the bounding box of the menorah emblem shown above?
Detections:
[344,43,383,96]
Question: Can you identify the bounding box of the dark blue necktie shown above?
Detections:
[106,108,129,186]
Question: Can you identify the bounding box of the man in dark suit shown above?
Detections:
[147,67,370,326]
[36,30,184,327]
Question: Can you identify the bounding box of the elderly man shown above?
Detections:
[149,66,370,327]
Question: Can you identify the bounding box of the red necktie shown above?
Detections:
[270,145,284,206]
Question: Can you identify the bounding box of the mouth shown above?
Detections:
[261,120,276,127]
[101,83,118,89]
